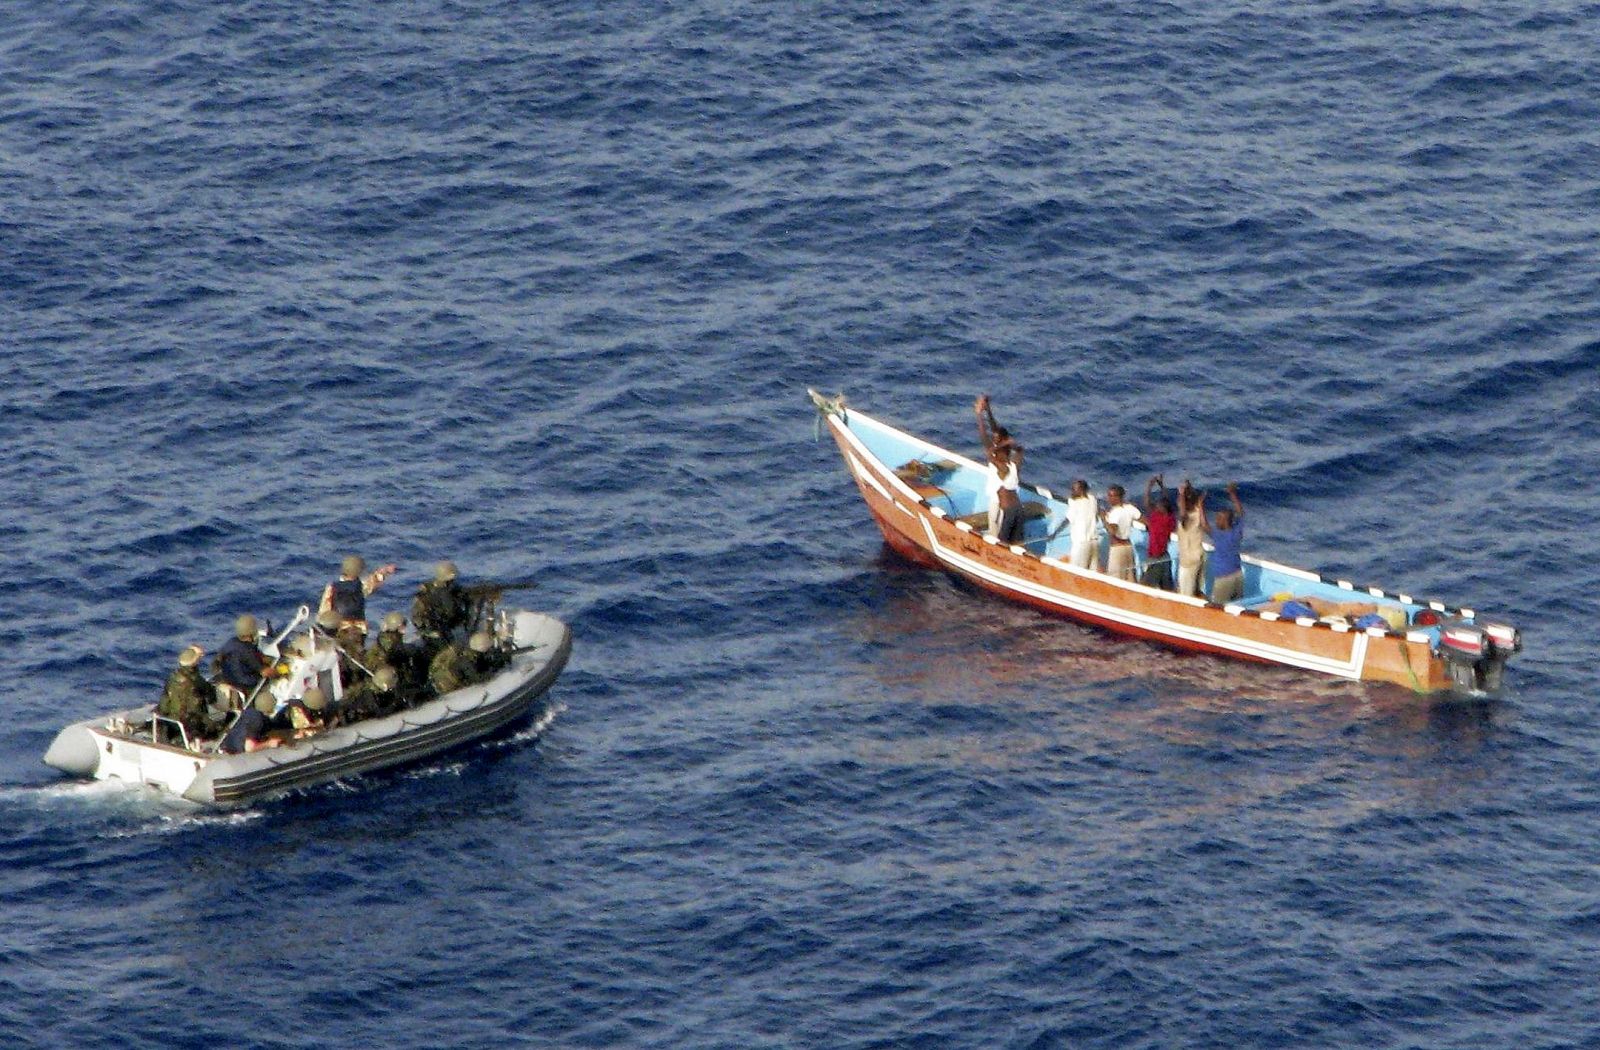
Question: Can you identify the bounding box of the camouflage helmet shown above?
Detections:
[234,614,259,641]
[381,611,406,633]
[178,644,203,668]
[434,560,459,583]
[373,667,399,692]
[341,554,365,577]
[315,608,340,631]
[301,686,327,711]
[468,630,494,654]
[253,691,278,715]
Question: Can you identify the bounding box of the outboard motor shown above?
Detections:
[1439,620,1521,693]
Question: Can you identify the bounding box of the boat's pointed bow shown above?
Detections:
[807,388,847,418]
[43,722,102,776]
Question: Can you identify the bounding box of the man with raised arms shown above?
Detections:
[1204,482,1247,604]
[1141,475,1177,591]
[1175,479,1207,597]
[974,394,1025,543]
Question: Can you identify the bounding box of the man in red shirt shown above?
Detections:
[1141,475,1177,591]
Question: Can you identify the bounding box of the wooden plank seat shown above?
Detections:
[895,459,962,503]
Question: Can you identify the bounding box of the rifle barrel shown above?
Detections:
[462,580,539,593]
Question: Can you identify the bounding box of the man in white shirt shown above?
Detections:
[1059,479,1100,570]
[1100,484,1142,581]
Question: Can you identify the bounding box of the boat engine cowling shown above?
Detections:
[1438,620,1517,693]
[1484,623,1521,654]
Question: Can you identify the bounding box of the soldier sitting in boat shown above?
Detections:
[282,686,330,738]
[220,691,286,754]
[214,615,273,707]
[340,666,403,724]
[477,632,510,678]
[314,608,367,666]
[311,607,373,696]
[364,611,425,693]
[156,644,225,746]
[428,630,500,695]
[319,555,398,631]
[412,561,471,654]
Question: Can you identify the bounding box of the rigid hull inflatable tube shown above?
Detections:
[196,620,571,805]
[42,719,107,777]
[43,704,158,777]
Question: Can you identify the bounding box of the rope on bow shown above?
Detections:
[807,389,847,441]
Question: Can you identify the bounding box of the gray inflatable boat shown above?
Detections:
[43,610,571,807]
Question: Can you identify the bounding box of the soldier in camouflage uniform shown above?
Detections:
[335,622,367,667]
[367,666,403,716]
[412,561,470,655]
[313,607,340,641]
[339,666,401,724]
[314,608,369,686]
[428,630,498,695]
[315,608,366,665]
[364,611,423,692]
[157,644,223,745]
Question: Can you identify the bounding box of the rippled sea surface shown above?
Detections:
[5,2,1600,1047]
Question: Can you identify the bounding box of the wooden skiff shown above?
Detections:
[810,392,1520,693]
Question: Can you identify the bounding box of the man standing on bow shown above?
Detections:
[974,394,1025,543]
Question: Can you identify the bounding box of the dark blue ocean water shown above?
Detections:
[5,1,1600,1046]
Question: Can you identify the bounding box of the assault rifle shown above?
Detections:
[460,580,539,600]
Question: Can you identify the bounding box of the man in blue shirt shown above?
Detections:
[220,691,285,754]
[1204,482,1246,604]
[215,614,272,702]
